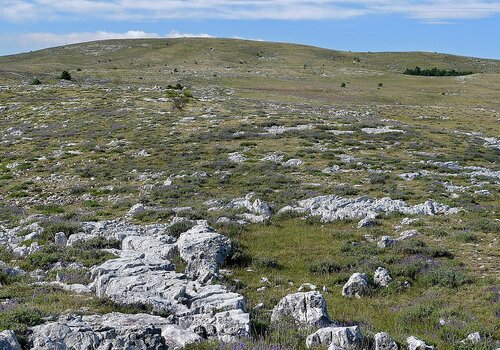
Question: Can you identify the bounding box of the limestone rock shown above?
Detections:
[228,152,247,163]
[306,326,362,349]
[280,195,458,223]
[227,193,272,217]
[128,203,147,216]
[122,235,176,260]
[283,158,303,167]
[54,232,67,247]
[29,313,174,350]
[374,267,392,287]
[374,332,398,350]
[178,309,250,342]
[406,336,435,350]
[271,291,332,328]
[357,217,378,228]
[0,330,21,350]
[461,332,482,344]
[176,224,232,282]
[377,236,396,249]
[342,273,370,298]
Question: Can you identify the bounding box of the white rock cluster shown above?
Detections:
[279,195,459,224]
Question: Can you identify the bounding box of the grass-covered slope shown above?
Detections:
[0,38,499,349]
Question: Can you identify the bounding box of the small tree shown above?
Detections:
[60,70,72,80]
[30,78,42,85]
[341,82,346,88]
[378,83,383,87]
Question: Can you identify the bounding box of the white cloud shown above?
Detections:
[17,31,161,47]
[1,0,499,21]
[0,31,213,54]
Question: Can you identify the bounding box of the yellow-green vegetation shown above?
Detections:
[0,38,498,349]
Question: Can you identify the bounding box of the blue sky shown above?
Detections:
[1,0,499,58]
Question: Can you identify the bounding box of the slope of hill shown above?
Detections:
[0,39,498,350]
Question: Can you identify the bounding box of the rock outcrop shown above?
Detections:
[87,223,249,341]
[176,224,232,282]
[306,326,362,349]
[29,312,201,350]
[279,195,458,223]
[0,330,21,350]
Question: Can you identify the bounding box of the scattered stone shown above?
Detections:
[398,172,422,181]
[322,165,341,174]
[128,203,146,216]
[474,189,492,196]
[261,152,284,163]
[298,283,317,292]
[378,236,397,249]
[342,273,370,298]
[136,149,150,157]
[283,158,303,167]
[406,336,435,350]
[340,154,359,164]
[374,332,398,350]
[253,302,265,310]
[271,291,332,328]
[374,267,392,287]
[461,332,482,344]
[357,217,378,228]
[400,217,419,225]
[228,152,247,163]
[399,230,419,240]
[54,232,67,247]
[362,126,405,134]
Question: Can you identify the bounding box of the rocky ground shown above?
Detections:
[0,38,498,349]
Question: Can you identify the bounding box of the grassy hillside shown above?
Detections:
[0,38,499,349]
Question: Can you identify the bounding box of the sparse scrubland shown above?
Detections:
[0,38,498,349]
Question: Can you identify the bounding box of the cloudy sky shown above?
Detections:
[0,0,499,58]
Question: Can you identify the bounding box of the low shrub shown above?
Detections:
[253,256,280,269]
[308,260,342,275]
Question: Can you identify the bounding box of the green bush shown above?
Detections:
[253,256,280,269]
[454,232,478,243]
[60,70,71,80]
[0,304,46,347]
[20,243,117,271]
[420,266,473,288]
[309,260,342,275]
[30,78,42,85]
[369,173,389,184]
[39,220,81,243]
[33,204,65,214]
[167,221,194,238]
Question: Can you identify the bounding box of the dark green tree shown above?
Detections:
[60,70,72,80]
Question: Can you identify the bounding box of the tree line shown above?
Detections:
[403,67,473,76]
